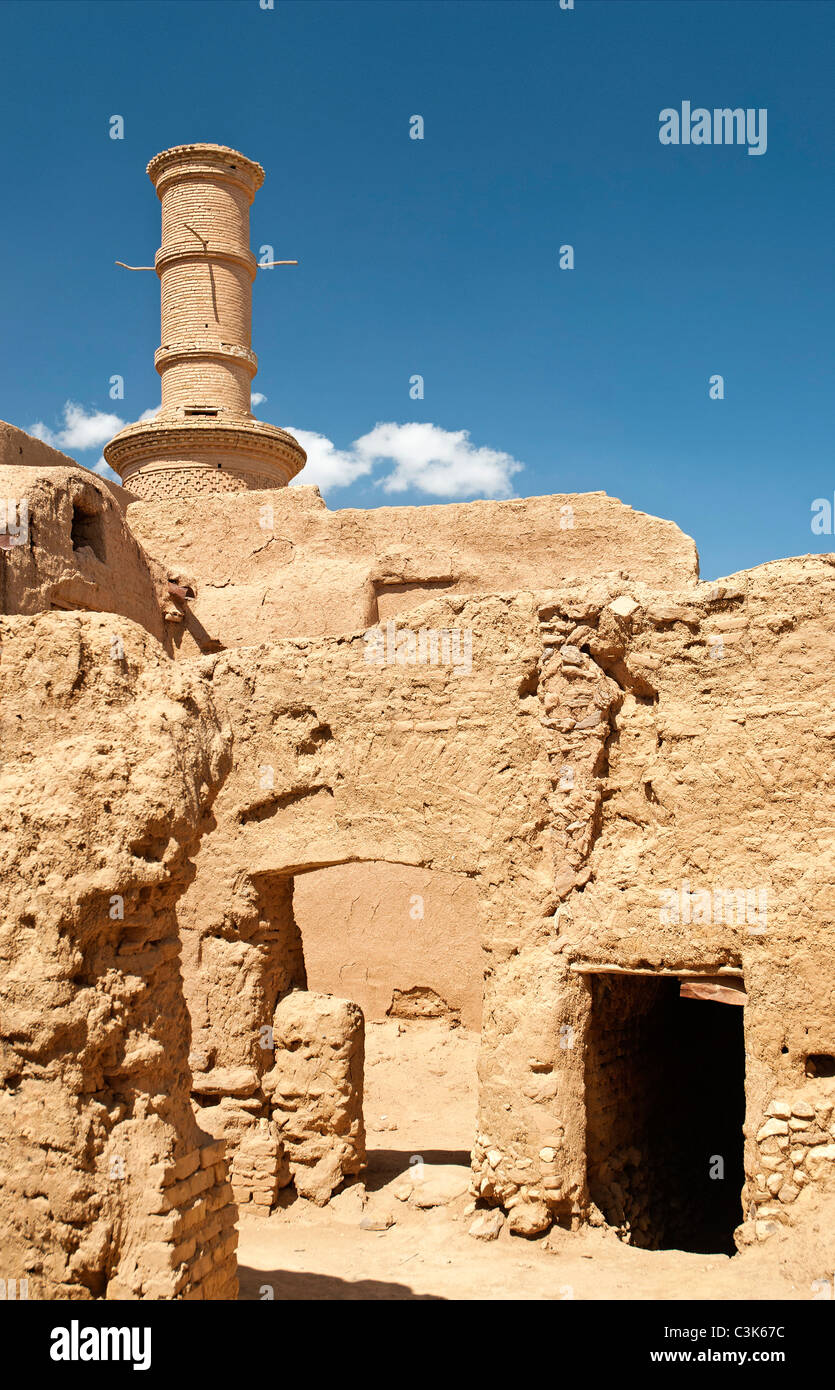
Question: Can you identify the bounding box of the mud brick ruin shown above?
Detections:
[1,144,833,1298]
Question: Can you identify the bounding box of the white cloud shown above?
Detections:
[286,421,523,499]
[27,405,523,501]
[251,392,267,407]
[30,401,125,452]
[285,426,374,491]
[92,456,120,482]
[359,422,522,499]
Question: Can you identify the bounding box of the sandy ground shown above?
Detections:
[236,1019,818,1301]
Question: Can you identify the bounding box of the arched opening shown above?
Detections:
[70,502,106,562]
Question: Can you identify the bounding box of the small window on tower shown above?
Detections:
[184,407,219,417]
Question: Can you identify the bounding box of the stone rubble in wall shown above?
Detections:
[749,1089,835,1239]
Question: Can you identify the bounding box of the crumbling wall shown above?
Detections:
[164,565,835,1243]
[0,429,170,645]
[473,954,589,1236]
[186,872,303,1213]
[469,592,627,1231]
[126,484,699,656]
[5,435,835,1269]
[533,560,835,1242]
[741,948,835,1244]
[748,1085,835,1238]
[0,611,237,1298]
[463,562,835,1243]
[262,991,365,1205]
[174,592,550,1203]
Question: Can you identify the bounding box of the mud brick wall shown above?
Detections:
[184,870,304,1207]
[169,595,550,1209]
[135,1140,237,1299]
[0,611,236,1299]
[0,445,169,643]
[5,419,835,1277]
[263,992,366,1205]
[226,1123,291,1213]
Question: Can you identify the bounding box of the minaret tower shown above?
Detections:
[104,143,305,500]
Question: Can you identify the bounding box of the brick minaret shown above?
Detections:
[104,143,305,500]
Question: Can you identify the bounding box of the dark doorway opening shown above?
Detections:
[70,504,106,562]
[585,973,745,1256]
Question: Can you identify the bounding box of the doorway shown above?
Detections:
[291,861,481,1194]
[584,972,745,1255]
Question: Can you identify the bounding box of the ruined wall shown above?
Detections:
[126,484,700,656]
[154,551,835,1243]
[3,418,834,1273]
[0,428,170,645]
[486,558,835,1242]
[750,1086,835,1239]
[0,612,237,1298]
[185,872,302,1213]
[174,590,551,1205]
[123,481,700,1176]
[262,991,365,1205]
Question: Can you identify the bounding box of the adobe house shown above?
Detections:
[1,144,833,1298]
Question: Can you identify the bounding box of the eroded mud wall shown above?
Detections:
[0,613,237,1298]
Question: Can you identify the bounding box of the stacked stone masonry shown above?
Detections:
[752,1090,835,1239]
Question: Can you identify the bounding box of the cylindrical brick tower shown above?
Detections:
[104,143,305,500]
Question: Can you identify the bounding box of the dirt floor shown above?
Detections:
[236,1019,822,1301]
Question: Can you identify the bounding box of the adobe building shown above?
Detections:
[1,143,833,1299]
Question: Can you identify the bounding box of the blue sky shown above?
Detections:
[0,0,832,580]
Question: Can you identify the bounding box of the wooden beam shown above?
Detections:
[569,963,743,978]
[680,979,747,1006]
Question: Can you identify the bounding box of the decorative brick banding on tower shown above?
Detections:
[104,143,305,500]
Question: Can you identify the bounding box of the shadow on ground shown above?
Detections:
[237,1265,445,1300]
